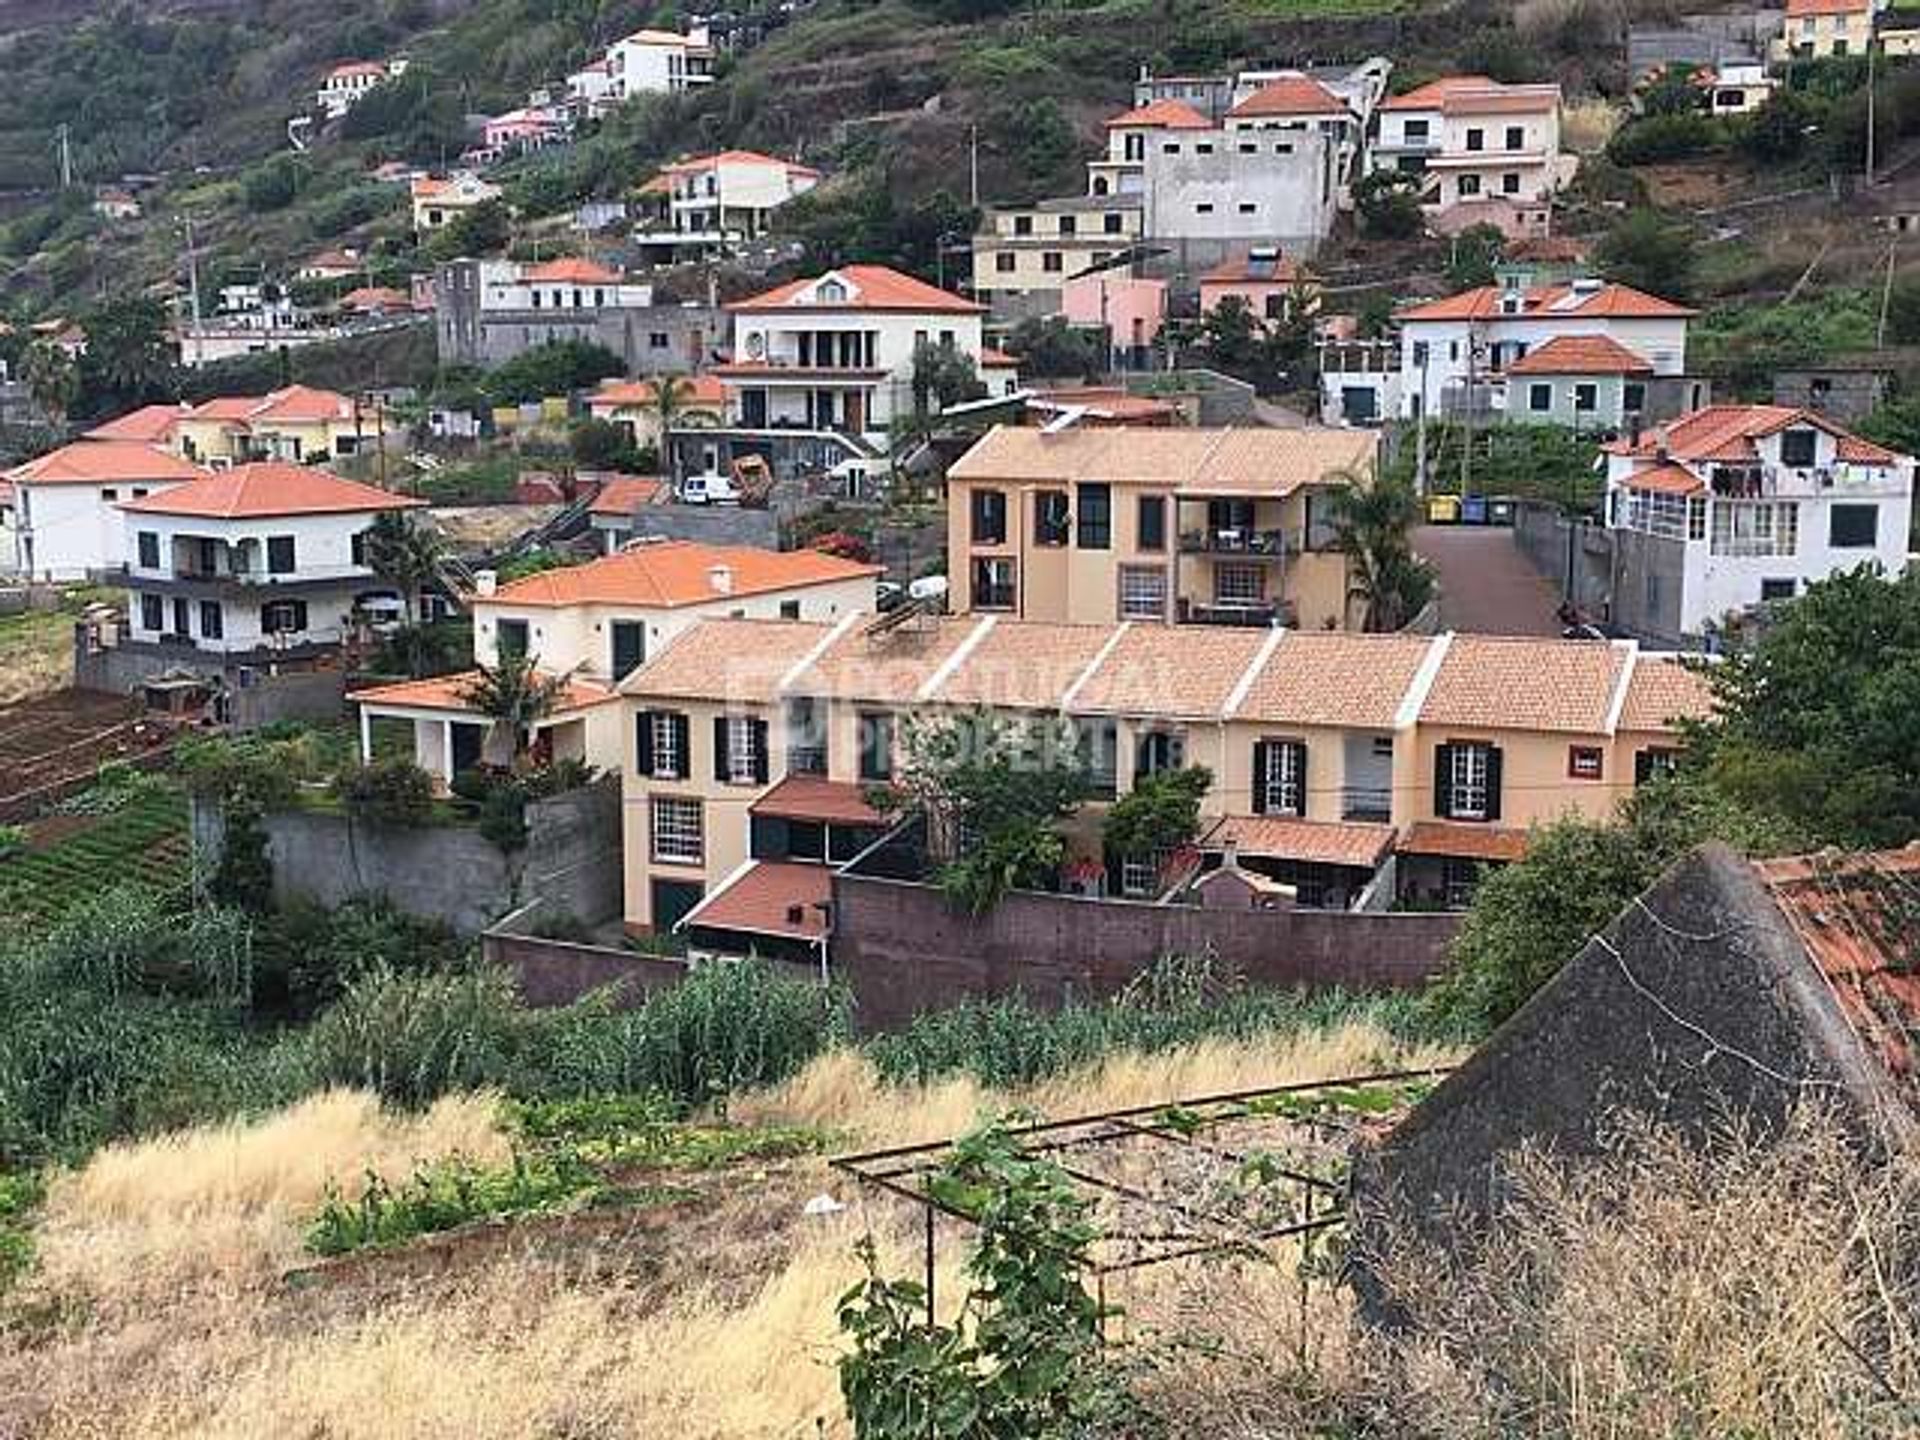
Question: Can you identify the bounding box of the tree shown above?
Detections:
[1329,469,1434,632]
[19,342,78,424]
[910,341,986,418]
[569,416,641,472]
[363,512,448,643]
[429,198,510,261]
[459,652,571,772]
[651,373,693,483]
[1102,766,1211,882]
[1193,295,1263,373]
[1444,223,1505,292]
[1739,87,1817,164]
[1004,315,1104,380]
[1596,209,1697,302]
[1354,169,1425,240]
[79,294,176,416]
[1639,64,1705,118]
[1690,566,1920,849]
[483,340,624,406]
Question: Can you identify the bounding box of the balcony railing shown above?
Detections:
[1340,786,1392,823]
[788,745,828,776]
[1178,598,1292,628]
[1177,527,1296,557]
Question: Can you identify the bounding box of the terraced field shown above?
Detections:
[0,783,191,925]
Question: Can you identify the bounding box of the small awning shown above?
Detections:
[678,860,832,942]
[347,670,620,716]
[1398,822,1529,863]
[1201,815,1396,870]
[750,775,885,827]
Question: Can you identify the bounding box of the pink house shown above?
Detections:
[1199,250,1318,328]
[1061,274,1166,366]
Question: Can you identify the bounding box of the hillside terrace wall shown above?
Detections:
[829,871,1461,1031]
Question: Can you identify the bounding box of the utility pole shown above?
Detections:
[1879,230,1898,347]
[1413,347,1430,495]
[969,124,979,209]
[1867,33,1878,186]
[1460,330,1476,500]
[183,215,204,371]
[54,123,72,189]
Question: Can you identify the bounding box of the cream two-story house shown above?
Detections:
[1370,77,1570,238]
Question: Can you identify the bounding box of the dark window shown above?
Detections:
[995,252,1016,273]
[1252,739,1308,816]
[1034,490,1070,547]
[260,599,308,634]
[199,601,223,640]
[1042,252,1063,273]
[1574,383,1598,412]
[1567,745,1603,780]
[1761,577,1797,602]
[1623,382,1646,414]
[859,711,894,782]
[712,714,770,785]
[610,620,645,679]
[1103,212,1123,234]
[1528,383,1552,412]
[1434,741,1502,821]
[971,556,1016,610]
[1013,215,1033,236]
[634,709,693,780]
[779,599,801,620]
[139,593,163,631]
[351,530,368,566]
[266,535,296,574]
[1829,503,1878,548]
[1466,127,1484,151]
[1635,747,1679,786]
[1505,125,1524,149]
[1058,215,1077,236]
[136,531,159,569]
[1077,483,1111,550]
[970,488,1007,545]
[1404,119,1429,141]
[1076,718,1118,798]
[1501,172,1521,194]
[1780,428,1818,467]
[497,618,530,659]
[1136,495,1166,551]
[1135,729,1184,778]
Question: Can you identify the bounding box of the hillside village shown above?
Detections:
[3,0,1920,1435]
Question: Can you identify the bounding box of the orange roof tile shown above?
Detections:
[1506,334,1654,376]
[1397,281,1696,322]
[1234,631,1435,729]
[586,374,726,410]
[1398,822,1530,862]
[794,616,983,705]
[729,264,982,315]
[1618,653,1714,733]
[947,425,1376,496]
[1609,404,1901,465]
[1421,635,1628,735]
[117,462,422,519]
[339,285,415,311]
[1202,815,1396,869]
[1200,252,1309,286]
[751,775,884,826]
[485,540,878,608]
[934,618,1115,711]
[1381,76,1558,114]
[523,257,623,284]
[978,347,1019,367]
[1785,0,1867,15]
[83,404,190,444]
[1228,75,1348,118]
[188,384,357,427]
[348,670,619,714]
[8,441,206,486]
[661,149,820,177]
[621,617,826,703]
[1106,98,1214,130]
[1620,463,1704,497]
[1380,75,1495,110]
[1071,624,1270,719]
[680,861,832,941]
[586,477,665,517]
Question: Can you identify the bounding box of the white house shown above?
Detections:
[1370,76,1570,239]
[3,441,208,580]
[608,26,715,99]
[318,59,408,120]
[411,172,502,233]
[1604,404,1916,637]
[1394,278,1697,420]
[488,256,654,312]
[566,57,622,117]
[646,150,821,246]
[118,463,423,658]
[349,538,880,781]
[716,265,992,444]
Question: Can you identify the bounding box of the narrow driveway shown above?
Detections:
[1413,525,1565,637]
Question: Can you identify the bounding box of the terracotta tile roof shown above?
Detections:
[523,257,623,284]
[348,670,619,713]
[934,619,1116,711]
[621,618,828,702]
[186,385,358,429]
[1233,631,1435,729]
[1608,405,1902,466]
[1785,0,1867,15]
[586,477,666,517]
[1028,389,1181,422]
[1420,635,1629,734]
[622,27,708,47]
[1399,822,1530,862]
[1200,252,1308,286]
[84,404,190,444]
[794,615,983,705]
[1619,462,1704,497]
[117,462,423,518]
[339,285,415,311]
[947,425,1376,496]
[1071,624,1270,718]
[586,374,726,410]
[1754,846,1920,1083]
[486,539,878,608]
[750,775,884,826]
[1506,334,1654,376]
[1618,653,1714,733]
[1397,281,1696,322]
[680,861,832,941]
[661,149,820,177]
[1506,235,1589,263]
[328,61,389,79]
[1106,98,1214,130]
[1202,814,1396,869]
[729,264,982,315]
[978,347,1019,367]
[1228,75,1347,118]
[1381,76,1558,114]
[188,397,259,423]
[8,441,207,486]
[1380,76,1494,110]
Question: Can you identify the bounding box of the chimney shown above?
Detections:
[474,569,497,596]
[785,904,806,925]
[708,563,733,594]
[1220,837,1241,871]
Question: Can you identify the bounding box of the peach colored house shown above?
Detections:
[1061,274,1166,367]
[1199,250,1319,327]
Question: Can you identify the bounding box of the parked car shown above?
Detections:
[676,472,739,505]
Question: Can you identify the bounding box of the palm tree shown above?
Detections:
[651,374,693,484]
[1328,467,1434,633]
[20,342,79,426]
[459,653,572,772]
[364,512,448,628]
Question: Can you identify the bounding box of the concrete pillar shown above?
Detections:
[359,704,373,764]
[441,718,455,782]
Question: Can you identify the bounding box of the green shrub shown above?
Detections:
[0,824,24,862]
[1607,113,1730,167]
[300,965,531,1108]
[306,1148,601,1256]
[329,758,435,827]
[0,1170,42,1291]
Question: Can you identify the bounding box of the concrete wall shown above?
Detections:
[627,503,780,550]
[193,775,622,935]
[830,870,1460,1030]
[72,634,353,729]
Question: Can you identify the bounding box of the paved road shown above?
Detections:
[1413,525,1565,637]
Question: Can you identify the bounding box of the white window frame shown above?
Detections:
[651,712,682,779]
[1120,856,1159,898]
[725,715,757,785]
[1260,741,1304,817]
[1710,500,1799,558]
[650,795,703,864]
[1449,744,1491,821]
[1214,563,1264,605]
[1118,565,1168,620]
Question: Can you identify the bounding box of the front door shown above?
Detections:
[450,722,485,773]
[171,597,190,639]
[611,620,645,680]
[651,879,704,933]
[741,388,768,428]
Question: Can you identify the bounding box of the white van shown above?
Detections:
[676,472,739,506]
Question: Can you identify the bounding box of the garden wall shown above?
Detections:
[192,776,623,935]
[829,871,1462,1031]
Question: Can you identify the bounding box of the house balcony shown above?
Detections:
[126,563,380,594]
[787,745,829,776]
[1340,785,1392,823]
[1177,597,1293,628]
[1178,527,1297,558]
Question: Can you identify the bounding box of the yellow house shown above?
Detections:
[1772,0,1875,61]
[583,373,727,450]
[945,424,1377,632]
[171,386,403,466]
[613,612,1711,938]
[410,172,502,233]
